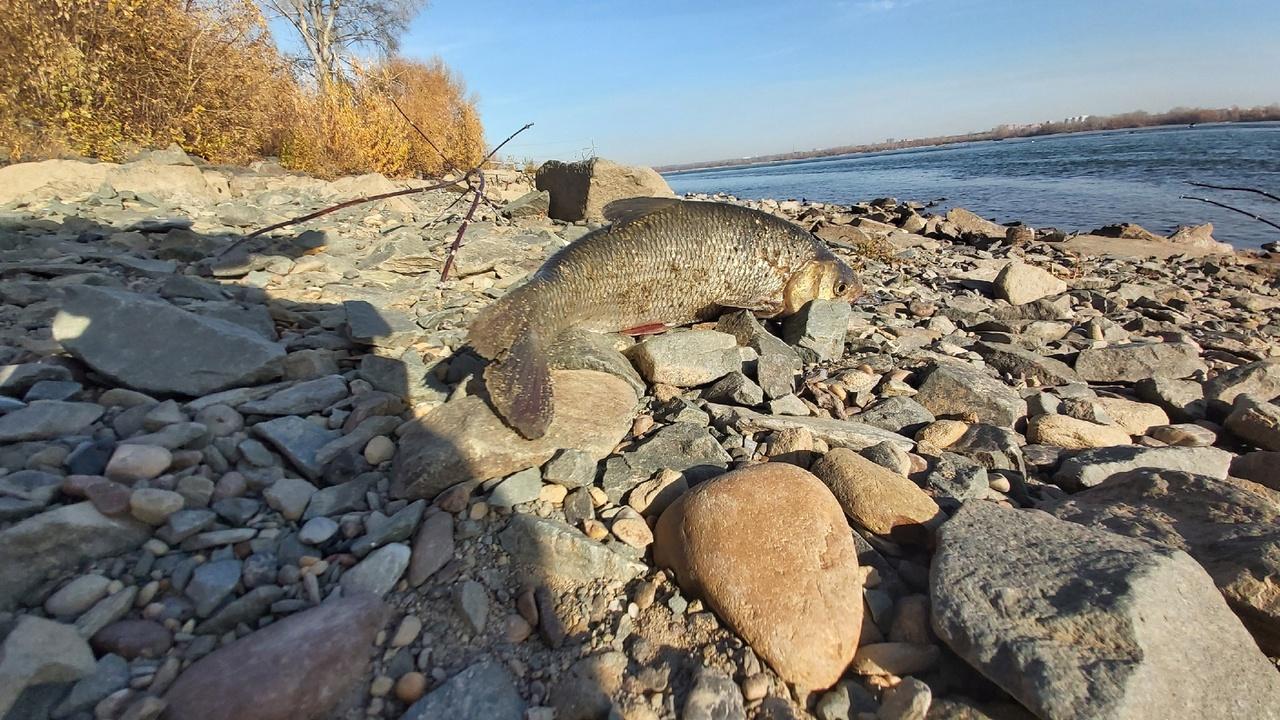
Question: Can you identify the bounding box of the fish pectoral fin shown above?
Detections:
[484,327,554,440]
[620,322,670,337]
[720,298,785,318]
[601,197,684,225]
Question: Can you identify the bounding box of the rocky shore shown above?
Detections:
[0,149,1278,720]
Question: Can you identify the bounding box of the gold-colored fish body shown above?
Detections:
[468,198,861,438]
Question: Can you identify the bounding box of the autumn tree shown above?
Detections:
[257,0,427,87]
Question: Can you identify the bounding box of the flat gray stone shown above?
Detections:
[716,310,802,400]
[238,375,347,416]
[499,515,645,585]
[350,500,424,557]
[185,559,242,617]
[625,330,749,387]
[0,503,149,610]
[408,510,454,586]
[401,659,524,720]
[932,501,1280,720]
[914,362,1025,427]
[1052,445,1231,490]
[0,400,103,441]
[339,542,410,597]
[0,616,97,717]
[262,477,317,521]
[303,474,377,520]
[252,416,340,480]
[52,286,285,396]
[782,299,851,363]
[488,468,542,509]
[1074,342,1207,383]
[974,341,1081,386]
[683,666,746,720]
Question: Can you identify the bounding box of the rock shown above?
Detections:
[339,542,410,597]
[502,189,550,219]
[350,500,423,557]
[197,585,285,635]
[1148,422,1217,446]
[453,580,489,633]
[409,510,455,586]
[237,375,347,416]
[1167,222,1233,252]
[973,342,1079,386]
[90,620,171,660]
[945,423,1025,474]
[0,503,149,609]
[0,363,72,396]
[1203,358,1280,410]
[1233,451,1280,489]
[1074,342,1207,383]
[53,653,130,718]
[129,488,185,525]
[0,400,103,441]
[914,363,1025,427]
[945,208,1007,240]
[856,397,935,436]
[600,422,732,501]
[163,594,386,720]
[489,467,543,509]
[915,420,969,448]
[1026,414,1131,450]
[0,616,97,718]
[548,328,648,395]
[626,330,748,387]
[1092,397,1169,435]
[1136,377,1207,422]
[850,643,940,676]
[810,448,943,544]
[394,672,427,704]
[993,261,1067,305]
[709,404,914,453]
[683,666,746,720]
[303,474,377,520]
[877,677,931,720]
[392,370,635,500]
[1225,396,1280,451]
[626,469,688,516]
[363,435,394,465]
[45,574,112,618]
[782,299,851,363]
[52,286,284,395]
[654,463,862,689]
[401,659,525,720]
[542,449,598,489]
[1045,468,1280,654]
[552,651,626,720]
[1052,445,1231,490]
[535,157,673,223]
[931,501,1280,720]
[252,416,339,480]
[262,477,317,520]
[86,480,133,515]
[185,559,242,617]
[500,515,645,584]
[703,371,765,407]
[298,516,339,545]
[716,310,803,399]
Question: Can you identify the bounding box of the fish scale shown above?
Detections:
[468,198,861,438]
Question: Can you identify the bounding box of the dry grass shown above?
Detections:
[0,0,485,177]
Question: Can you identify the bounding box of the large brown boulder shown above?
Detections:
[163,593,387,720]
[535,158,673,223]
[653,463,862,689]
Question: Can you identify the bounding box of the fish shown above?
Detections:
[467,197,863,439]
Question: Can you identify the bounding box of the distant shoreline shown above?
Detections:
[656,106,1280,175]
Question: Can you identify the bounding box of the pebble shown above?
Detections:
[299,516,339,544]
[395,671,427,704]
[45,573,112,617]
[454,579,489,633]
[106,444,172,482]
[391,615,422,647]
[262,477,317,520]
[363,435,395,464]
[850,643,941,676]
[129,488,185,525]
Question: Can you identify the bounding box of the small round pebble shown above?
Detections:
[394,672,426,704]
[368,675,394,698]
[298,516,339,545]
[741,673,769,702]
[106,444,172,482]
[390,615,422,648]
[45,574,111,617]
[129,488,185,525]
[363,436,395,465]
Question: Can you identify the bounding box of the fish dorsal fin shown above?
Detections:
[602,197,684,225]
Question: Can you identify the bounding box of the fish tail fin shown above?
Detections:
[484,325,554,439]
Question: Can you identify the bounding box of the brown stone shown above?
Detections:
[391,370,636,500]
[653,463,862,689]
[1093,397,1169,436]
[91,620,172,660]
[162,593,387,720]
[1026,414,1131,450]
[85,480,133,516]
[809,449,943,545]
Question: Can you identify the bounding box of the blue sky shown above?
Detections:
[394,0,1280,166]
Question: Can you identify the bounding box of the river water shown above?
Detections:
[664,123,1280,248]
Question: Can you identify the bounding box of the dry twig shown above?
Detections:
[1179,195,1280,232]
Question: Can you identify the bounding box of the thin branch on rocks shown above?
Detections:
[1179,195,1280,233]
[216,121,533,268]
[441,172,485,284]
[1186,182,1280,204]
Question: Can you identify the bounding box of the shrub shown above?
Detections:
[0,0,293,163]
[280,58,485,179]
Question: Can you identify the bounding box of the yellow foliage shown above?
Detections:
[0,1,486,177]
[0,0,293,163]
[280,58,485,179]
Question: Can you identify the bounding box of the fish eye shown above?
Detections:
[835,282,847,294]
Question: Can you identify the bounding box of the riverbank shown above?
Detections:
[0,153,1278,720]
